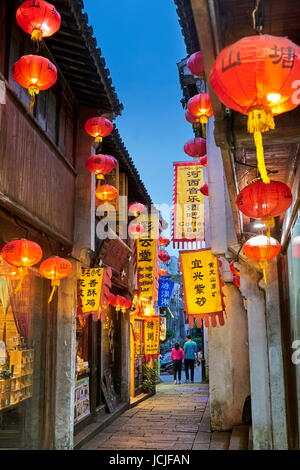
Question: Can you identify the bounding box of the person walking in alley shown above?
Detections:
[170,342,184,384]
[183,335,197,383]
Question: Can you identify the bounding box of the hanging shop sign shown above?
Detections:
[160,316,167,342]
[172,162,205,249]
[179,249,225,328]
[158,276,174,307]
[144,316,160,359]
[79,267,104,314]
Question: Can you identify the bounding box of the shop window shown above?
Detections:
[287,207,300,438]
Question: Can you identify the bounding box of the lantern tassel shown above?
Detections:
[259,260,267,284]
[48,280,60,303]
[247,108,275,184]
[95,136,103,143]
[14,268,26,294]
[31,28,43,42]
[28,85,39,112]
[200,115,208,138]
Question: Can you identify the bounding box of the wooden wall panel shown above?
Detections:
[0,90,75,242]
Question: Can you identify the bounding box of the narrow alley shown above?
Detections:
[81,383,249,451]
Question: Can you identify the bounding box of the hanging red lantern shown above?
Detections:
[199,155,208,167]
[233,275,240,288]
[121,297,132,313]
[236,180,292,218]
[16,0,61,42]
[187,93,213,123]
[158,250,170,262]
[39,256,72,303]
[210,35,300,184]
[13,55,57,109]
[159,268,167,276]
[200,182,209,196]
[184,137,206,158]
[185,110,201,125]
[187,51,204,76]
[159,237,170,247]
[85,154,117,180]
[110,294,124,311]
[128,202,147,217]
[243,235,281,283]
[128,223,144,238]
[108,292,116,305]
[229,260,240,276]
[84,117,113,142]
[95,184,118,203]
[1,239,43,291]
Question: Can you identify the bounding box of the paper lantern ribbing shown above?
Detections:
[1,239,43,292]
[210,35,300,184]
[236,180,292,218]
[16,0,61,42]
[187,93,213,123]
[158,250,170,262]
[128,202,147,217]
[187,51,204,76]
[185,110,201,125]
[13,55,57,109]
[39,256,72,303]
[243,235,281,283]
[85,154,117,180]
[95,184,118,203]
[184,138,206,158]
[84,117,114,143]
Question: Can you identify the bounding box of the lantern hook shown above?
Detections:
[252,0,264,34]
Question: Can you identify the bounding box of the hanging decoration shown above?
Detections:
[158,268,167,276]
[1,239,43,292]
[233,275,240,288]
[16,0,61,42]
[128,222,144,238]
[13,55,57,109]
[199,155,208,167]
[95,184,118,203]
[39,256,72,303]
[200,182,209,196]
[187,51,204,76]
[179,249,226,328]
[243,235,281,283]
[160,316,167,342]
[184,137,206,159]
[210,35,300,184]
[158,275,174,307]
[159,237,170,247]
[172,161,205,249]
[79,267,104,316]
[128,202,147,217]
[86,154,117,180]
[84,117,114,143]
[185,110,201,125]
[144,316,160,360]
[158,250,170,263]
[229,260,240,276]
[187,93,213,136]
[236,179,292,218]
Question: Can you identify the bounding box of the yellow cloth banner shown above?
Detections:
[137,212,159,302]
[173,162,204,242]
[79,267,104,313]
[179,249,223,315]
[144,316,160,356]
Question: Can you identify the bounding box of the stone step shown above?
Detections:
[228,425,249,450]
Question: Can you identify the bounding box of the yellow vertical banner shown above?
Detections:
[144,316,160,358]
[79,267,104,314]
[173,162,205,247]
[179,249,225,328]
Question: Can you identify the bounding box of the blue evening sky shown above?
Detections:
[83,0,193,246]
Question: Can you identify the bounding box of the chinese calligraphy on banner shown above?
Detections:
[144,316,160,358]
[137,212,159,304]
[172,161,205,249]
[79,268,104,314]
[179,249,226,328]
[158,276,174,307]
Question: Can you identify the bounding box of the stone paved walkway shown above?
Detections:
[81,382,231,450]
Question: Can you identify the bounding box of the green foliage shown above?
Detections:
[142,364,158,393]
[166,328,175,340]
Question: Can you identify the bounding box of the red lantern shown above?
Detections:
[229,260,240,276]
[159,268,167,276]
[187,51,204,76]
[236,180,292,218]
[233,275,240,288]
[159,237,170,247]
[187,93,213,123]
[199,155,208,167]
[121,297,132,312]
[95,184,118,203]
[128,223,144,238]
[243,235,280,261]
[210,35,300,184]
[85,154,117,180]
[185,110,201,125]
[184,138,206,158]
[158,250,170,262]
[16,0,61,42]
[110,294,124,311]
[108,292,116,305]
[128,202,147,217]
[13,55,57,108]
[84,117,113,142]
[200,182,209,196]
[39,256,72,303]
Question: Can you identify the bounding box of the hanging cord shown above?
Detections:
[252,0,264,33]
